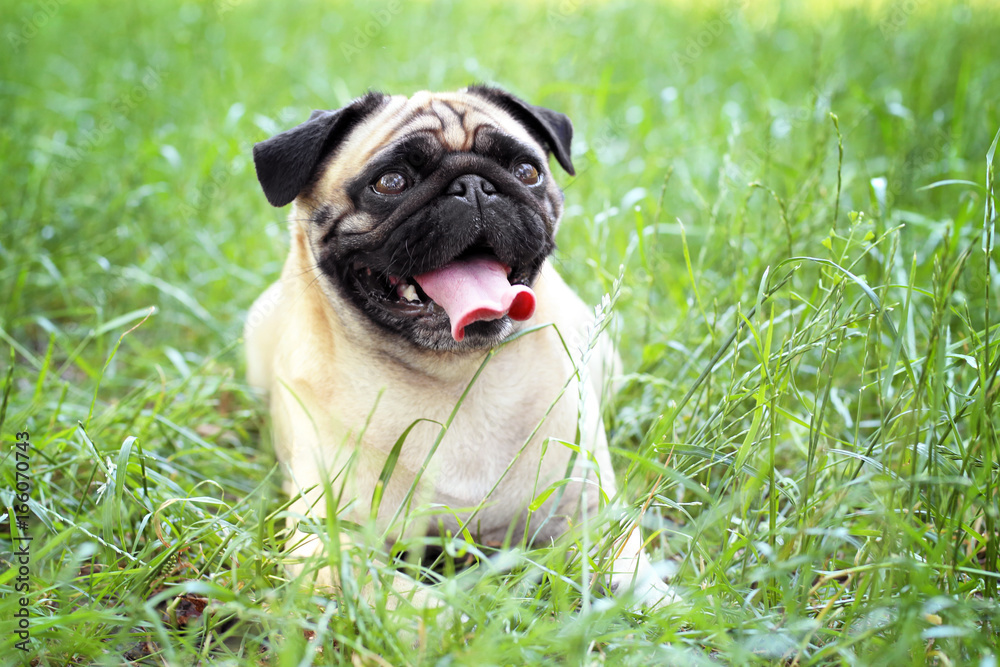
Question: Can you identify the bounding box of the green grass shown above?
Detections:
[2,0,1000,664]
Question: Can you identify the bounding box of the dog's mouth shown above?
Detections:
[346,245,538,342]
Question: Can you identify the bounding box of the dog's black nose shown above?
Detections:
[446,175,496,204]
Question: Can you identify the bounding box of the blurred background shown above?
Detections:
[3,0,1000,663]
[4,0,997,370]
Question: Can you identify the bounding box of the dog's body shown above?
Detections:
[248,258,613,545]
[246,87,672,605]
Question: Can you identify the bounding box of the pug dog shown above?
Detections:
[245,85,674,607]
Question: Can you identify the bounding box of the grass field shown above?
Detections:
[2,0,999,664]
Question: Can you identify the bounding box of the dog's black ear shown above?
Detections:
[466,85,575,176]
[253,92,387,207]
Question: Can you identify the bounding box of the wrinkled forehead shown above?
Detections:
[333,91,544,170]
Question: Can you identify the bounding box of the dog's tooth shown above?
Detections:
[400,284,418,302]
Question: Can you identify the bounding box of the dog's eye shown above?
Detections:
[513,163,541,186]
[373,172,408,195]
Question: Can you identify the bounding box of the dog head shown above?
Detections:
[252,86,574,350]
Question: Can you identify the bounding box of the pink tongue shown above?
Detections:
[413,256,536,341]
